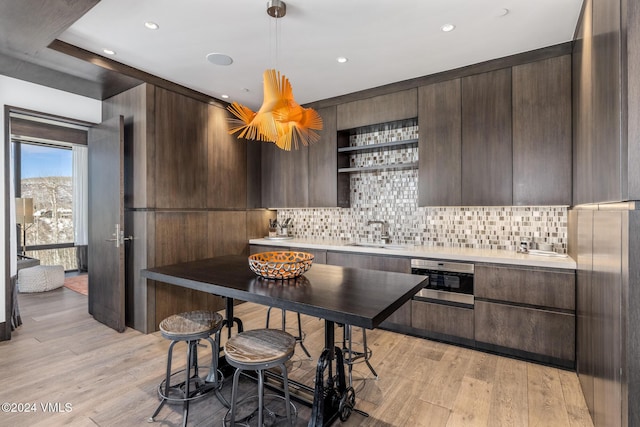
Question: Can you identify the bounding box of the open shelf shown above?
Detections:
[338,162,418,173]
[337,138,418,154]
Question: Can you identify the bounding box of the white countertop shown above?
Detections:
[249,238,576,270]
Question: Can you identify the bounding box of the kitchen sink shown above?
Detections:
[346,242,410,250]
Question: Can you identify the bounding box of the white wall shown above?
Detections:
[1,75,101,325]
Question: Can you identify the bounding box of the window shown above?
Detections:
[11,113,88,271]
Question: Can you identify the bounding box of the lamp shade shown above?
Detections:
[227,69,323,150]
[15,197,34,225]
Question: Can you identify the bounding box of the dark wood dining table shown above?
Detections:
[141,254,428,426]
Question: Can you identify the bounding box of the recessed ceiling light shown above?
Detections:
[144,21,159,30]
[103,48,116,55]
[337,56,348,63]
[206,53,233,66]
[221,94,229,99]
[441,24,455,32]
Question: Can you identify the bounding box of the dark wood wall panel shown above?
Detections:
[153,212,218,326]
[591,0,622,203]
[627,0,640,200]
[207,211,247,257]
[512,55,572,205]
[154,87,208,209]
[591,210,623,427]
[246,210,276,240]
[207,105,247,209]
[461,69,512,206]
[573,0,594,205]
[103,84,153,208]
[576,209,594,417]
[418,79,462,206]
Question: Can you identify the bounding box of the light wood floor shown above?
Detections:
[0,287,594,427]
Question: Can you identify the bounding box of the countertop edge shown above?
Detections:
[249,238,577,270]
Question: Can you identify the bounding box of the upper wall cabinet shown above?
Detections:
[418,79,462,206]
[512,55,572,205]
[154,87,208,209]
[337,89,417,130]
[461,68,513,206]
[308,106,338,207]
[261,142,309,208]
[207,105,247,209]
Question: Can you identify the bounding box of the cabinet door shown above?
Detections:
[411,300,473,340]
[154,87,208,208]
[418,79,462,206]
[308,106,337,207]
[261,142,308,207]
[326,251,411,327]
[475,300,575,365]
[336,89,417,130]
[207,104,247,208]
[512,55,572,205]
[475,264,575,311]
[461,69,512,206]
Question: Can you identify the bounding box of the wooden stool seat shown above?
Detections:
[159,310,224,341]
[225,328,296,365]
[224,329,296,426]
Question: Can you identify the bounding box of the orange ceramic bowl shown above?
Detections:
[248,251,314,280]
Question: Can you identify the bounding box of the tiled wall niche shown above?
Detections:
[276,123,568,253]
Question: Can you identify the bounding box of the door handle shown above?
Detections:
[105,224,134,248]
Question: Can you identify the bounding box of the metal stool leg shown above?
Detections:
[229,367,242,426]
[281,363,293,426]
[361,328,378,379]
[149,340,177,422]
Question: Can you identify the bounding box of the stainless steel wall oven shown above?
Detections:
[410,259,474,307]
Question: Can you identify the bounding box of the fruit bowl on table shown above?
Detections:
[248,251,314,280]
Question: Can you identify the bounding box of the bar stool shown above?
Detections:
[342,325,378,386]
[224,328,297,426]
[148,310,224,427]
[266,307,312,359]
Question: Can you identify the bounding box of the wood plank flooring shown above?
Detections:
[0,287,594,427]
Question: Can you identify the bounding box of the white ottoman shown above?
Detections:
[18,265,65,293]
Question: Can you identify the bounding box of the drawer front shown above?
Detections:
[288,247,327,264]
[474,300,575,362]
[411,300,474,340]
[475,264,575,310]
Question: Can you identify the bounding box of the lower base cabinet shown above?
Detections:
[411,300,474,343]
[474,300,575,368]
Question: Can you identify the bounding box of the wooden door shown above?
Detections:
[88,116,126,332]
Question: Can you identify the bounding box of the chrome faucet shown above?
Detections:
[367,220,391,244]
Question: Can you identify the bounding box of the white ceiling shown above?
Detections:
[59,0,584,109]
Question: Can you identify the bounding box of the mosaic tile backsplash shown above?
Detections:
[277,124,568,253]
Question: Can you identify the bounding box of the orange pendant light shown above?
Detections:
[227,1,323,151]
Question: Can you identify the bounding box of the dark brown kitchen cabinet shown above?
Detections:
[461,68,512,206]
[326,251,411,328]
[512,55,572,205]
[411,300,473,342]
[474,264,575,368]
[308,106,338,207]
[154,87,208,209]
[261,141,308,208]
[418,79,462,206]
[336,89,417,130]
[207,104,247,209]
